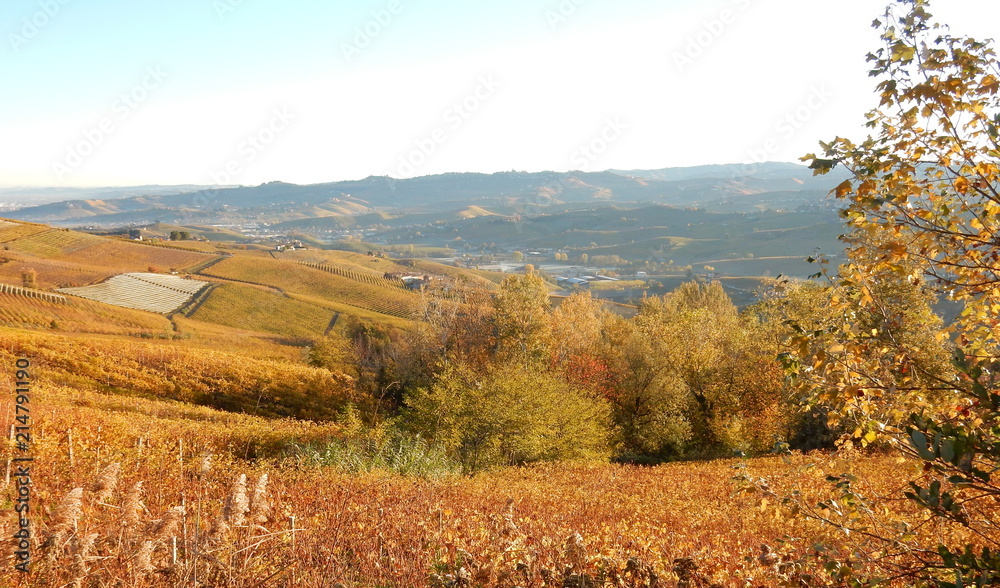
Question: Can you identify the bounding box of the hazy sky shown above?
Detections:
[2,0,998,188]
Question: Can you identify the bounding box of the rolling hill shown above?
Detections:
[6,163,847,226]
[0,217,513,359]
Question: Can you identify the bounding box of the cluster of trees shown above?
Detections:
[310,271,951,472]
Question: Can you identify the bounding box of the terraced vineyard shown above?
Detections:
[58,273,210,313]
[278,248,418,275]
[188,282,332,340]
[0,218,51,242]
[3,227,106,257]
[298,261,406,290]
[0,283,172,334]
[409,259,505,287]
[200,255,419,319]
[0,223,217,274]
[0,255,112,289]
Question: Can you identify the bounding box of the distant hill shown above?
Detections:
[6,162,845,225]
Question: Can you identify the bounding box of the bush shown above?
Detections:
[403,362,614,473]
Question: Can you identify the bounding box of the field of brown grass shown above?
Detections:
[0,374,942,587]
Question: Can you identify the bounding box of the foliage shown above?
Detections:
[294,424,460,477]
[607,282,789,458]
[790,1,1000,584]
[493,273,552,364]
[404,362,613,472]
[758,274,954,449]
[21,268,37,288]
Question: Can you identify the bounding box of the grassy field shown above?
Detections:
[0,290,173,335]
[199,254,419,320]
[0,226,216,276]
[0,327,355,419]
[188,282,334,341]
[0,374,945,587]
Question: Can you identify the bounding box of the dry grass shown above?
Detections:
[0,328,356,421]
[0,371,958,587]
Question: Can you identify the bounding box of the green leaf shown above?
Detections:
[911,429,935,460]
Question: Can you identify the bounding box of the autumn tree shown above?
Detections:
[403,361,613,472]
[549,292,616,399]
[21,268,37,289]
[493,273,551,364]
[638,281,787,453]
[599,312,692,458]
[789,1,1000,583]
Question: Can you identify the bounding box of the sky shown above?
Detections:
[1,0,998,188]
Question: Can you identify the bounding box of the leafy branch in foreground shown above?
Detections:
[778,0,1000,584]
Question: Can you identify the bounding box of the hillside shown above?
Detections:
[0,217,511,354]
[379,204,844,278]
[6,163,846,226]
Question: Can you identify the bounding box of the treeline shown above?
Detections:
[309,271,952,472]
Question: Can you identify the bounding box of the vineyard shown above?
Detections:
[1,228,105,257]
[188,282,334,340]
[169,313,308,361]
[278,248,421,275]
[199,255,419,320]
[58,273,210,314]
[0,287,172,334]
[298,261,407,290]
[0,373,937,588]
[1,226,215,274]
[0,218,51,242]
[409,259,505,288]
[0,328,356,419]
